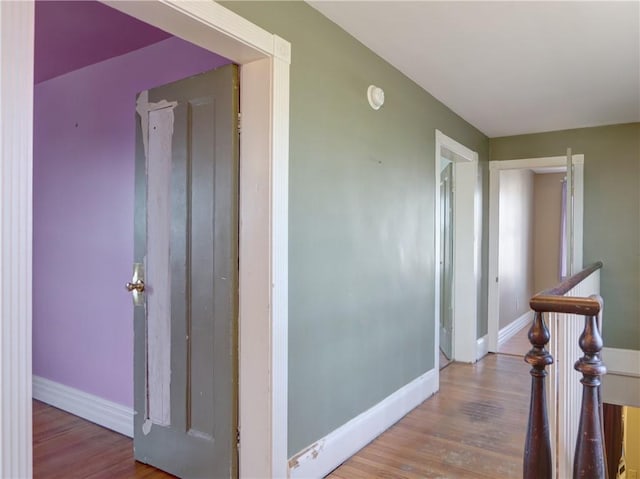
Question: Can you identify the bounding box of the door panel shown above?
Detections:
[439,162,454,360]
[133,64,239,478]
[564,149,574,277]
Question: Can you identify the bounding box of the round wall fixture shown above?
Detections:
[367,85,385,110]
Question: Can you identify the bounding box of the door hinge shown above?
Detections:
[237,112,242,134]
[236,427,240,448]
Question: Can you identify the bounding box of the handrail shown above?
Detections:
[523,261,607,479]
[529,262,603,315]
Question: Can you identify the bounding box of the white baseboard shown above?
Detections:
[498,310,532,346]
[476,335,489,361]
[288,368,438,479]
[602,347,640,377]
[601,348,640,408]
[33,376,133,437]
[602,374,640,408]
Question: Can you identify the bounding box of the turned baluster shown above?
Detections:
[523,311,554,479]
[573,295,607,479]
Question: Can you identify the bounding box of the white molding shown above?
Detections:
[487,155,584,354]
[489,154,584,171]
[0,2,34,477]
[498,310,532,346]
[270,46,291,478]
[273,34,292,63]
[602,348,640,377]
[487,167,500,353]
[288,368,438,479]
[33,376,133,438]
[436,130,477,160]
[476,335,489,361]
[434,130,480,365]
[571,162,584,276]
[6,1,291,477]
[602,374,640,408]
[453,158,479,363]
[102,0,276,63]
[238,58,273,479]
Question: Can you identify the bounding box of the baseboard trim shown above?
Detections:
[602,374,640,408]
[498,310,532,346]
[601,348,640,407]
[33,376,133,437]
[602,347,640,377]
[288,368,438,479]
[476,334,489,361]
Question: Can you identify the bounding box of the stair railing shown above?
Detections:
[523,261,607,479]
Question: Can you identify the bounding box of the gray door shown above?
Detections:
[131,65,239,478]
[439,162,454,361]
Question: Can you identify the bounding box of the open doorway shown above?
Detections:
[32,0,232,431]
[487,155,584,353]
[32,2,237,475]
[434,130,480,367]
[1,0,291,476]
[438,159,454,368]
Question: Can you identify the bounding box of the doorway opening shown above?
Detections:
[33,2,237,476]
[2,0,291,476]
[487,155,584,353]
[32,0,232,429]
[438,159,454,368]
[434,130,480,368]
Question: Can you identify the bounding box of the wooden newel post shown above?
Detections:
[523,311,554,479]
[573,303,607,479]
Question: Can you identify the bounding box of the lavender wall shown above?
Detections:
[34,37,230,407]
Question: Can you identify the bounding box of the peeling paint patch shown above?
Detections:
[288,440,325,470]
[146,105,174,427]
[142,418,153,435]
[135,90,178,160]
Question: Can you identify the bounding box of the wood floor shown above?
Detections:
[33,400,173,478]
[327,354,529,479]
[498,323,530,357]
[34,353,530,479]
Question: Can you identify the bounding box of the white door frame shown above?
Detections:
[0,2,290,477]
[434,130,480,367]
[487,155,584,352]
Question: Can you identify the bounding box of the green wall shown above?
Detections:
[490,123,640,351]
[222,1,489,455]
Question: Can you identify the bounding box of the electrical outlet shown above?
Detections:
[628,469,638,479]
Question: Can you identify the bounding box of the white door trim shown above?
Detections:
[0,3,35,477]
[434,130,480,367]
[487,155,584,353]
[0,2,290,477]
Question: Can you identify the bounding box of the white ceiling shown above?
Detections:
[308,1,640,138]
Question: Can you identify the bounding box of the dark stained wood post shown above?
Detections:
[523,311,553,479]
[573,296,607,479]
